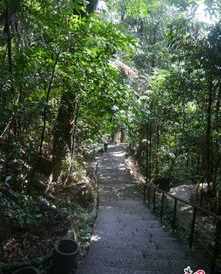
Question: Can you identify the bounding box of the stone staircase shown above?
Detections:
[77,145,207,274]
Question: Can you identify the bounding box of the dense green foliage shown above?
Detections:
[0,0,135,265]
[0,0,133,188]
[112,0,221,211]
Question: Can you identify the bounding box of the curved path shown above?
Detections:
[77,145,205,274]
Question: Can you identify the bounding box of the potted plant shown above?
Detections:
[50,238,79,274]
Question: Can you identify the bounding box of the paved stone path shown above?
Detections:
[77,145,206,274]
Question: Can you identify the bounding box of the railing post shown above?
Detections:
[148,185,151,208]
[189,207,197,249]
[95,162,99,219]
[143,183,147,203]
[210,218,221,274]
[153,188,156,212]
[160,192,165,223]
[172,198,177,230]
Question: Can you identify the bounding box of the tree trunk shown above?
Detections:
[205,76,213,188]
[39,52,60,155]
[149,121,152,180]
[52,91,77,181]
[70,98,80,158]
[155,123,160,177]
[145,122,149,182]
[5,5,13,75]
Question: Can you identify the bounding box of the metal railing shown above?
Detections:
[143,183,221,274]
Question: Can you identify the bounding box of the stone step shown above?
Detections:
[77,264,166,274]
[96,209,158,222]
[78,259,197,273]
[85,245,191,260]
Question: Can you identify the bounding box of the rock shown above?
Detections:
[170,184,194,202]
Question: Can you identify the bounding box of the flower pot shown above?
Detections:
[13,266,39,274]
[51,239,79,274]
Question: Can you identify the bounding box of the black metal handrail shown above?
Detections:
[144,183,221,274]
[95,161,99,218]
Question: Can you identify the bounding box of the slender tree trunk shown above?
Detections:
[145,122,149,183]
[39,52,60,155]
[5,5,13,75]
[214,84,221,187]
[205,76,213,188]
[120,0,126,21]
[71,98,80,158]
[149,121,152,180]
[215,83,221,127]
[196,154,201,177]
[155,123,160,177]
